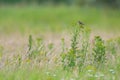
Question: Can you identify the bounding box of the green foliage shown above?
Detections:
[61,23,80,70]
[77,27,91,72]
[92,36,106,68]
[61,38,65,54]
[106,39,116,55]
[106,37,120,66]
[106,37,120,59]
[48,43,54,50]
[27,35,46,61]
[61,23,91,72]
[28,35,33,52]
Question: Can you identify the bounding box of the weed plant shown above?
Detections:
[61,23,81,71]
[106,39,116,55]
[61,22,91,73]
[27,35,46,64]
[92,36,106,69]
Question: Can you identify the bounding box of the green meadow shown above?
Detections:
[0,5,120,80]
[0,6,120,33]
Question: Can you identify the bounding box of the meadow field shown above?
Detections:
[0,5,120,80]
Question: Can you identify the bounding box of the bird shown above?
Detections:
[78,21,84,26]
[78,21,84,29]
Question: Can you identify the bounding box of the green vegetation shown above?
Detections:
[92,36,106,69]
[61,23,91,72]
[0,6,120,80]
[0,6,120,34]
[0,22,120,80]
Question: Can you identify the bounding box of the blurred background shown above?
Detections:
[0,0,120,7]
[0,0,120,34]
[0,0,120,58]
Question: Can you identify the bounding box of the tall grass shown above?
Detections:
[0,29,119,80]
[0,5,120,78]
[1,22,117,79]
